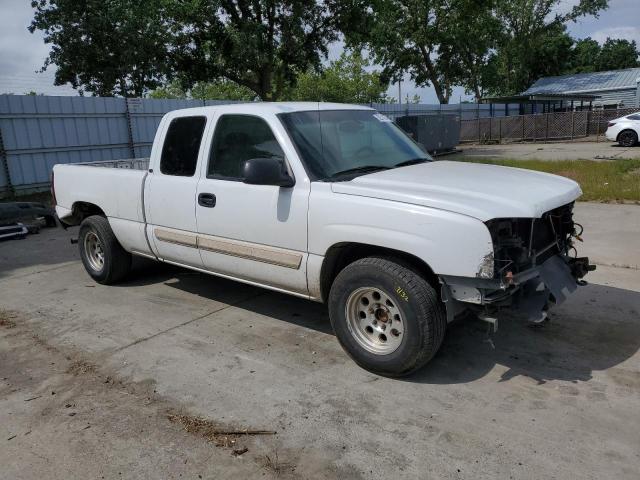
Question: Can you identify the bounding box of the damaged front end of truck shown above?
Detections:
[440,202,596,327]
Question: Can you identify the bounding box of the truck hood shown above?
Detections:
[331,161,581,221]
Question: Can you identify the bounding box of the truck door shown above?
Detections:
[145,114,208,267]
[195,113,309,295]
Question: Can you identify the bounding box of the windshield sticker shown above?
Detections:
[373,113,392,123]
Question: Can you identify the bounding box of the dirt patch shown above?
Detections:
[0,308,290,479]
[66,359,98,376]
[0,309,18,328]
[167,411,276,448]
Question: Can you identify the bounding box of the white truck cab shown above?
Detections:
[53,102,594,376]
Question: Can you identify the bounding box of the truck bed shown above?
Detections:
[54,159,149,224]
[54,158,154,257]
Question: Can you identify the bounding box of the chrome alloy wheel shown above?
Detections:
[84,230,105,272]
[345,287,404,355]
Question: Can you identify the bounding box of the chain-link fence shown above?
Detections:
[588,107,639,135]
[460,107,639,143]
[370,102,518,121]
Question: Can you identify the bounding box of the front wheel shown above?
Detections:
[78,215,131,284]
[328,257,446,377]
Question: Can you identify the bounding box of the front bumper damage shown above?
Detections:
[440,202,596,325]
[440,255,595,324]
[440,255,596,323]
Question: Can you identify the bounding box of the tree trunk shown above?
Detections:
[433,81,450,104]
[474,84,482,102]
[419,45,449,104]
[257,69,272,100]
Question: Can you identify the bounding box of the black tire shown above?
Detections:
[78,215,131,284]
[44,215,57,228]
[328,257,446,377]
[618,130,638,147]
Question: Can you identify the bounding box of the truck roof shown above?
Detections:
[168,102,375,116]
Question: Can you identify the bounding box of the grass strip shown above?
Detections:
[454,158,640,202]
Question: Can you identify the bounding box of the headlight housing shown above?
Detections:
[485,202,576,278]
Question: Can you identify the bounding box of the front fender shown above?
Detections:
[309,185,494,279]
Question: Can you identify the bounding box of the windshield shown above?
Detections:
[278,110,432,181]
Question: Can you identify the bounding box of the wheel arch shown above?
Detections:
[61,201,106,226]
[319,242,439,303]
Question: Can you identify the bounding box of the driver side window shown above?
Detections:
[208,114,285,180]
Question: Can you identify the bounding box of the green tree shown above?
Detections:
[487,0,609,95]
[377,94,398,104]
[29,0,171,97]
[447,0,502,100]
[288,51,389,103]
[191,81,256,101]
[559,37,639,75]
[332,0,480,104]
[149,79,256,101]
[570,38,601,73]
[349,0,609,99]
[169,0,335,101]
[596,38,640,71]
[148,80,186,100]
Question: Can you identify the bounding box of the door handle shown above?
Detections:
[198,193,216,208]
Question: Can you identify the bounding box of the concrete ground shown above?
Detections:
[450,141,640,161]
[1,203,639,479]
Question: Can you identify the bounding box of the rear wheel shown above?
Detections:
[78,215,131,284]
[618,130,638,147]
[328,257,446,377]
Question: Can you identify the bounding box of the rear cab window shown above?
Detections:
[160,116,207,176]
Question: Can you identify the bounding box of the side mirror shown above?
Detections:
[243,158,295,187]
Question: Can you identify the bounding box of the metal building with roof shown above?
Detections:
[523,67,640,109]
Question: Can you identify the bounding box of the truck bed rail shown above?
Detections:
[77,158,150,170]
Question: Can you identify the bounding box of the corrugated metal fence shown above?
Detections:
[0,95,516,197]
[0,96,129,196]
[1,94,636,196]
[0,95,240,196]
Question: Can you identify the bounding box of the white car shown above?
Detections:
[52,102,594,376]
[605,112,640,147]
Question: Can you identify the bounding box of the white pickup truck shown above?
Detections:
[53,102,594,376]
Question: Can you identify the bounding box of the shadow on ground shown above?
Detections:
[411,284,640,385]
[121,257,333,336]
[0,226,78,280]
[4,231,639,389]
[122,260,640,387]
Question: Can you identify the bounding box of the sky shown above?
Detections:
[0,0,639,103]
